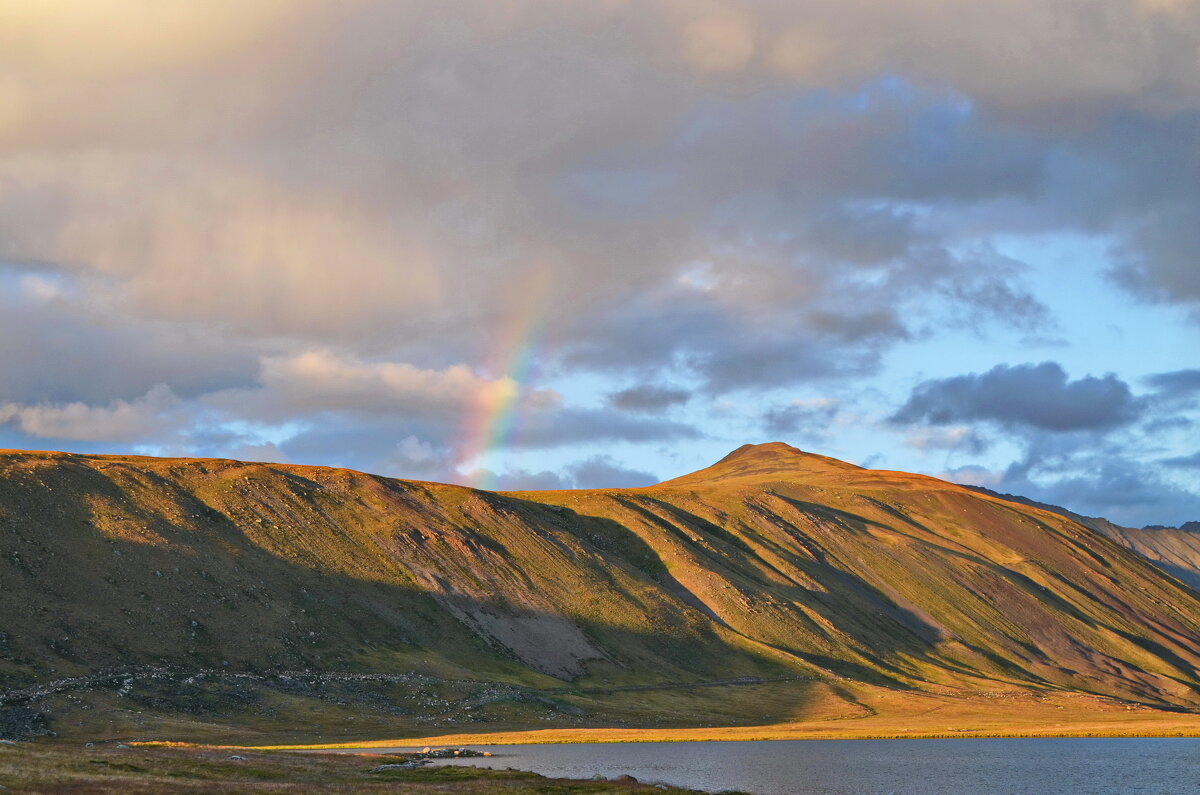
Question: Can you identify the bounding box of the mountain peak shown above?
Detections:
[659,442,863,486]
[715,441,808,464]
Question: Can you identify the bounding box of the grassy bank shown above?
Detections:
[0,741,713,793]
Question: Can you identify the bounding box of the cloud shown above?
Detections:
[1002,452,1200,527]
[199,352,701,476]
[892,362,1142,432]
[382,435,455,480]
[0,0,1196,528]
[251,351,540,418]
[1115,205,1200,305]
[1162,451,1200,469]
[608,384,691,413]
[763,398,840,439]
[0,264,257,404]
[560,281,903,393]
[892,366,1199,526]
[0,385,183,443]
[1146,368,1200,397]
[568,456,658,489]
[462,455,658,490]
[904,426,989,454]
[507,408,702,449]
[940,464,1006,490]
[933,434,1200,527]
[0,0,1129,400]
[487,469,573,491]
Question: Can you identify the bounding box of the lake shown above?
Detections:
[366,737,1200,794]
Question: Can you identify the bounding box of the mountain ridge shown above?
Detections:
[2,443,1200,741]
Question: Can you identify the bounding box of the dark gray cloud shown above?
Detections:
[554,221,1055,394]
[0,265,257,404]
[763,399,840,440]
[608,384,691,413]
[921,364,1199,526]
[556,280,884,391]
[1,3,1197,348]
[457,457,658,491]
[1146,369,1200,397]
[1163,451,1200,470]
[1001,452,1200,528]
[892,362,1142,432]
[568,456,658,489]
[510,409,701,449]
[944,431,1200,528]
[492,469,573,491]
[1115,206,1200,306]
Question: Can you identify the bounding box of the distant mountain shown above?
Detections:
[3,443,1200,740]
[1098,524,1200,591]
[965,486,1200,591]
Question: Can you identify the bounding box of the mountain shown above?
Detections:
[966,486,1200,591]
[1091,524,1200,591]
[3,443,1200,741]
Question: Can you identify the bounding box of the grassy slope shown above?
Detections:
[1096,525,1200,591]
[0,742,707,793]
[966,486,1200,591]
[2,443,1200,743]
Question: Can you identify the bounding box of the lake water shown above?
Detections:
[366,737,1200,794]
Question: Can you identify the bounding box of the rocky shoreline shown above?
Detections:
[368,745,493,772]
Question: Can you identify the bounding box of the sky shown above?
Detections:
[0,0,1197,527]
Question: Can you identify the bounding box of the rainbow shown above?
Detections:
[456,266,554,489]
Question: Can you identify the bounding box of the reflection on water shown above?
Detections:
[358,737,1200,794]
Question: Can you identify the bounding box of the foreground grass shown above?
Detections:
[254,690,1200,750]
[0,741,714,793]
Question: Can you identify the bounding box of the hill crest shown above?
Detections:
[657,442,864,487]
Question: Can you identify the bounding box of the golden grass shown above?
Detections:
[253,691,1200,750]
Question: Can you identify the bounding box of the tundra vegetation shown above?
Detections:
[1,443,1198,759]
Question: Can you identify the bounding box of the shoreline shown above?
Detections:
[246,718,1200,751]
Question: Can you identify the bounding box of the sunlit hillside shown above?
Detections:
[1,443,1199,743]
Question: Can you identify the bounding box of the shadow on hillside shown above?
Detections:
[516,493,948,688]
[0,464,835,736]
[3,457,1200,742]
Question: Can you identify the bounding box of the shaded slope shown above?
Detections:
[2,443,1200,739]
[0,451,768,688]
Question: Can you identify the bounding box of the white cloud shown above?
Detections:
[0,384,182,442]
[253,350,524,417]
